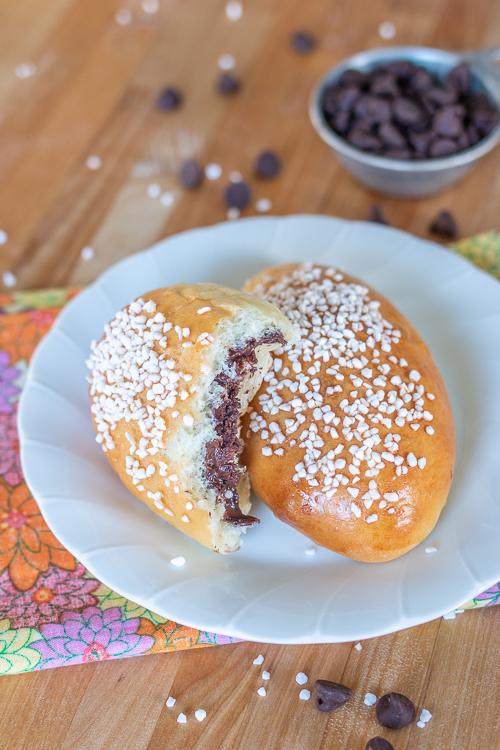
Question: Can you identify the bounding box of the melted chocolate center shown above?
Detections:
[204,331,284,525]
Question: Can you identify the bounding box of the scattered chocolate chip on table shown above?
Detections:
[254,151,281,179]
[178,160,204,189]
[217,72,241,95]
[429,209,459,239]
[224,181,252,209]
[156,87,182,111]
[367,204,389,225]
[291,30,316,53]
[314,680,352,712]
[365,738,395,750]
[376,692,416,729]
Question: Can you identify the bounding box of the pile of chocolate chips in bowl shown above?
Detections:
[321,60,499,159]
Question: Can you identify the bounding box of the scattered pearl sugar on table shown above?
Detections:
[425,546,438,554]
[225,1,243,20]
[86,155,102,170]
[417,708,432,727]
[205,163,222,180]
[80,246,94,261]
[3,272,17,287]
[141,0,159,13]
[218,54,236,70]
[147,182,161,198]
[115,8,132,25]
[170,556,185,567]
[160,192,175,207]
[295,672,308,685]
[304,547,316,556]
[253,654,264,665]
[15,62,37,78]
[378,21,396,39]
[255,198,272,212]
[299,689,311,701]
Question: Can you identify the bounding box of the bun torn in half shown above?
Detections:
[87,282,299,553]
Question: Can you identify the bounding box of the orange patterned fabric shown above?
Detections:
[0,289,239,676]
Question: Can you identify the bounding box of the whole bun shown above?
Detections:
[87,283,298,554]
[242,263,455,562]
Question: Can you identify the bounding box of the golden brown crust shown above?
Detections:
[242,264,455,562]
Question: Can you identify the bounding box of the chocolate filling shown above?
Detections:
[204,331,285,526]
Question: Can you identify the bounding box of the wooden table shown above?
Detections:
[2,0,500,747]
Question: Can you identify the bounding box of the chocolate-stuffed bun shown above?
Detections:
[242,263,455,563]
[87,283,299,554]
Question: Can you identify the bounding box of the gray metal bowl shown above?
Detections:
[309,46,500,198]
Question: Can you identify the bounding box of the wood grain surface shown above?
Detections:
[1,0,500,748]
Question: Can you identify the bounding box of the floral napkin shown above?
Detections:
[0,288,237,677]
[1,231,499,676]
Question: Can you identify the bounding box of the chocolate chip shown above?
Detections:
[379,122,407,149]
[420,95,439,116]
[433,104,466,137]
[320,58,499,161]
[456,129,470,150]
[156,87,182,111]
[384,60,418,79]
[331,110,351,134]
[347,129,382,151]
[354,95,392,124]
[472,107,499,136]
[291,30,316,54]
[426,85,458,106]
[336,86,362,111]
[376,692,415,729]
[367,205,389,225]
[467,124,481,146]
[392,97,425,127]
[323,91,339,115]
[365,738,395,750]
[428,137,458,158]
[468,92,490,112]
[178,160,203,189]
[339,69,368,87]
[217,73,241,95]
[410,67,434,93]
[429,209,458,239]
[254,151,281,179]
[370,73,400,98]
[314,680,352,712]
[446,62,471,95]
[224,181,251,209]
[409,130,433,155]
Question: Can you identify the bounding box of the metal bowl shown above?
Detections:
[309,46,500,198]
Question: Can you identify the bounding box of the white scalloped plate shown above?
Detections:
[19,216,500,643]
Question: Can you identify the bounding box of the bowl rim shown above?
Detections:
[309,45,500,173]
